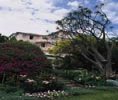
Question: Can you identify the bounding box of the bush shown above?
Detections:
[0,41,50,85]
[53,69,105,86]
[22,73,64,93]
[0,84,23,94]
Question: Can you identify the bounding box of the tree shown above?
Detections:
[111,37,118,73]
[0,34,8,43]
[49,38,95,70]
[49,40,72,54]
[56,4,114,78]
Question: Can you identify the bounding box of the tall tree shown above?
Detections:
[56,4,114,78]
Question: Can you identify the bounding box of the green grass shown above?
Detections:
[0,91,38,100]
[62,87,118,100]
[0,87,117,100]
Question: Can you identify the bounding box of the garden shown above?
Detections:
[0,38,117,100]
[0,4,118,100]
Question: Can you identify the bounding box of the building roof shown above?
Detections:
[10,32,47,37]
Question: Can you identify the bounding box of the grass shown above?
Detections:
[0,91,38,100]
[62,87,118,100]
[0,86,117,100]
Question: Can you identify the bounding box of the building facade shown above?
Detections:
[10,32,52,53]
[10,31,68,54]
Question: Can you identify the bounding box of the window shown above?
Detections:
[42,36,47,39]
[41,43,45,47]
[29,35,34,40]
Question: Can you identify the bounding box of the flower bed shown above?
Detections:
[25,90,68,99]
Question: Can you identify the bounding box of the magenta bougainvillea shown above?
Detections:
[0,41,50,76]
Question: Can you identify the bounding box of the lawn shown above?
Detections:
[63,87,118,100]
[0,87,118,100]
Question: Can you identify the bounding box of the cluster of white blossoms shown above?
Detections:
[25,90,68,99]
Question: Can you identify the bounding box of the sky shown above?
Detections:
[0,0,118,36]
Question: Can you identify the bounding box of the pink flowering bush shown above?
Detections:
[0,41,50,84]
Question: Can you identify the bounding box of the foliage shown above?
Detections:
[9,36,17,42]
[0,41,50,85]
[49,39,93,70]
[56,4,114,78]
[0,40,65,93]
[21,72,64,93]
[53,69,105,86]
[0,34,8,43]
[111,37,118,72]
[49,40,72,54]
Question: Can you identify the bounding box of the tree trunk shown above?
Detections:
[95,62,104,74]
[105,61,112,79]
[105,41,113,79]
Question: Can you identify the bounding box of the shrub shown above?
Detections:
[53,69,105,86]
[0,41,50,85]
[22,72,64,93]
[0,84,23,94]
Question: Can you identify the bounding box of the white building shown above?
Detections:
[10,31,68,54]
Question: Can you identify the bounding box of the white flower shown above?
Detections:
[52,77,56,79]
[79,78,81,81]
[26,78,35,83]
[42,80,50,84]
[20,74,27,78]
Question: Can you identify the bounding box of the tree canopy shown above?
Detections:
[0,34,8,43]
[56,4,114,78]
